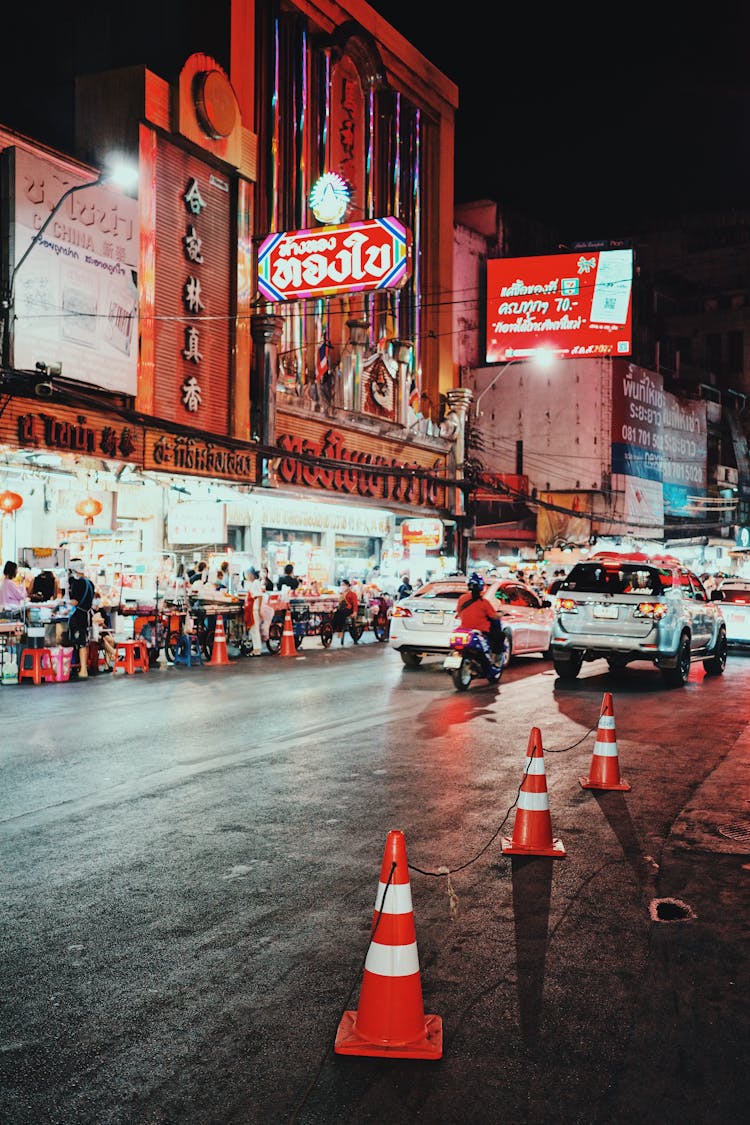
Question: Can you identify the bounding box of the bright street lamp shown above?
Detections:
[473,347,555,420]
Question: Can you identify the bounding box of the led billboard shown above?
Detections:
[486,249,633,363]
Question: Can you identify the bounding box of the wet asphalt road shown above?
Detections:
[1,637,749,1124]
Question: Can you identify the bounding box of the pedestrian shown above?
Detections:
[29,568,60,602]
[331,578,359,645]
[243,567,264,656]
[397,573,413,600]
[0,560,28,611]
[276,562,300,599]
[260,565,274,592]
[67,558,95,679]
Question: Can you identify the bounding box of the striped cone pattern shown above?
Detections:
[335,829,443,1059]
[207,615,230,666]
[579,692,631,791]
[502,727,566,857]
[280,608,297,657]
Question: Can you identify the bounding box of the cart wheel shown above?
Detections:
[320,622,333,648]
[164,630,181,663]
[350,621,365,644]
[267,622,282,654]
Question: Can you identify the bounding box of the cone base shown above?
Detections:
[579,775,631,791]
[334,1010,443,1059]
[501,836,566,858]
[208,649,231,666]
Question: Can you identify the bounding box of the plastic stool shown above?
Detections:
[114,639,150,675]
[18,647,56,685]
[172,633,203,667]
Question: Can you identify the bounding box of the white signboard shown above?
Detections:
[167,502,227,544]
[11,148,139,394]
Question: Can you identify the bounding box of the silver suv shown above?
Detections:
[550,552,727,686]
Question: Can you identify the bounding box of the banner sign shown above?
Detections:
[257,217,411,301]
[486,249,633,363]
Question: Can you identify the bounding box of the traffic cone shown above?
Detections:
[502,727,566,857]
[579,692,631,791]
[335,829,443,1059]
[280,608,297,657]
[207,615,231,666]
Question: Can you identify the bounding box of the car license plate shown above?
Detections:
[593,603,618,620]
[443,653,462,669]
[422,611,444,624]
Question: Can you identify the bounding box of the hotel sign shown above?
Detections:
[257,217,411,301]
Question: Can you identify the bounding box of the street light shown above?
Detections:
[473,347,555,420]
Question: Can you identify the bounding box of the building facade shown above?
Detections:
[0,2,464,592]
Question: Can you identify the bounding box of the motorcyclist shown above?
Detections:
[455,573,505,680]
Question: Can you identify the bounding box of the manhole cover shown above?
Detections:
[718,821,750,845]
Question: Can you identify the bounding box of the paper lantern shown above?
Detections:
[75,496,103,527]
[0,490,23,515]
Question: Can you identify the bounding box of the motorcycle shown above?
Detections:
[368,593,393,642]
[443,627,506,691]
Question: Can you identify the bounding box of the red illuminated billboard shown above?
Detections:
[486,249,633,363]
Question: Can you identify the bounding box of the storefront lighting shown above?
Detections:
[0,490,23,514]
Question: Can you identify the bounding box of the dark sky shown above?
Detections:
[369,3,750,241]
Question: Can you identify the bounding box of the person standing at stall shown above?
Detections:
[0,561,28,611]
[276,563,300,599]
[67,559,95,679]
[331,578,359,645]
[243,567,265,657]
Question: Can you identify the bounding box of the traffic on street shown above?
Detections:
[2,636,749,1124]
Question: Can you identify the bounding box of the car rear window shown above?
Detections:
[414,584,464,602]
[720,587,750,604]
[561,563,664,596]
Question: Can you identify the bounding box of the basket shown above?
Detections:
[49,646,74,682]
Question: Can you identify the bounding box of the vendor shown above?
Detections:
[29,569,61,603]
[0,561,28,610]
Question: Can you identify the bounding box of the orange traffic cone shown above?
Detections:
[280,608,297,657]
[579,692,631,791]
[335,829,443,1059]
[207,615,231,666]
[502,727,566,857]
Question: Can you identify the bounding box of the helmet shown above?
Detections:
[467,572,485,596]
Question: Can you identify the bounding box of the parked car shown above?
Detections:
[550,552,727,685]
[713,579,750,648]
[389,577,554,668]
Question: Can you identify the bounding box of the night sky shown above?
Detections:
[369,2,750,241]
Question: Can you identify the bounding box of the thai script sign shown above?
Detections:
[275,427,444,508]
[257,217,411,301]
[486,249,633,362]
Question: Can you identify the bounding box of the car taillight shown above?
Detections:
[556,597,578,613]
[450,629,471,648]
[392,605,413,618]
[634,601,668,619]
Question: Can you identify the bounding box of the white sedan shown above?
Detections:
[714,580,750,648]
[389,578,554,668]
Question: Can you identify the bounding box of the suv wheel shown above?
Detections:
[552,651,583,680]
[703,628,727,677]
[662,632,691,686]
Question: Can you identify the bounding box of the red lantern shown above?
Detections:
[75,496,103,527]
[0,490,23,515]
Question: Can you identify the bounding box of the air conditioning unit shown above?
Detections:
[716,465,739,487]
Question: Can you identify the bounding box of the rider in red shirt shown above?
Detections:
[456,573,505,657]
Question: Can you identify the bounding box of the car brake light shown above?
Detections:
[392,605,413,618]
[634,601,668,619]
[556,597,578,613]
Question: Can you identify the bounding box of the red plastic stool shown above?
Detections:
[18,647,56,685]
[114,639,150,675]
